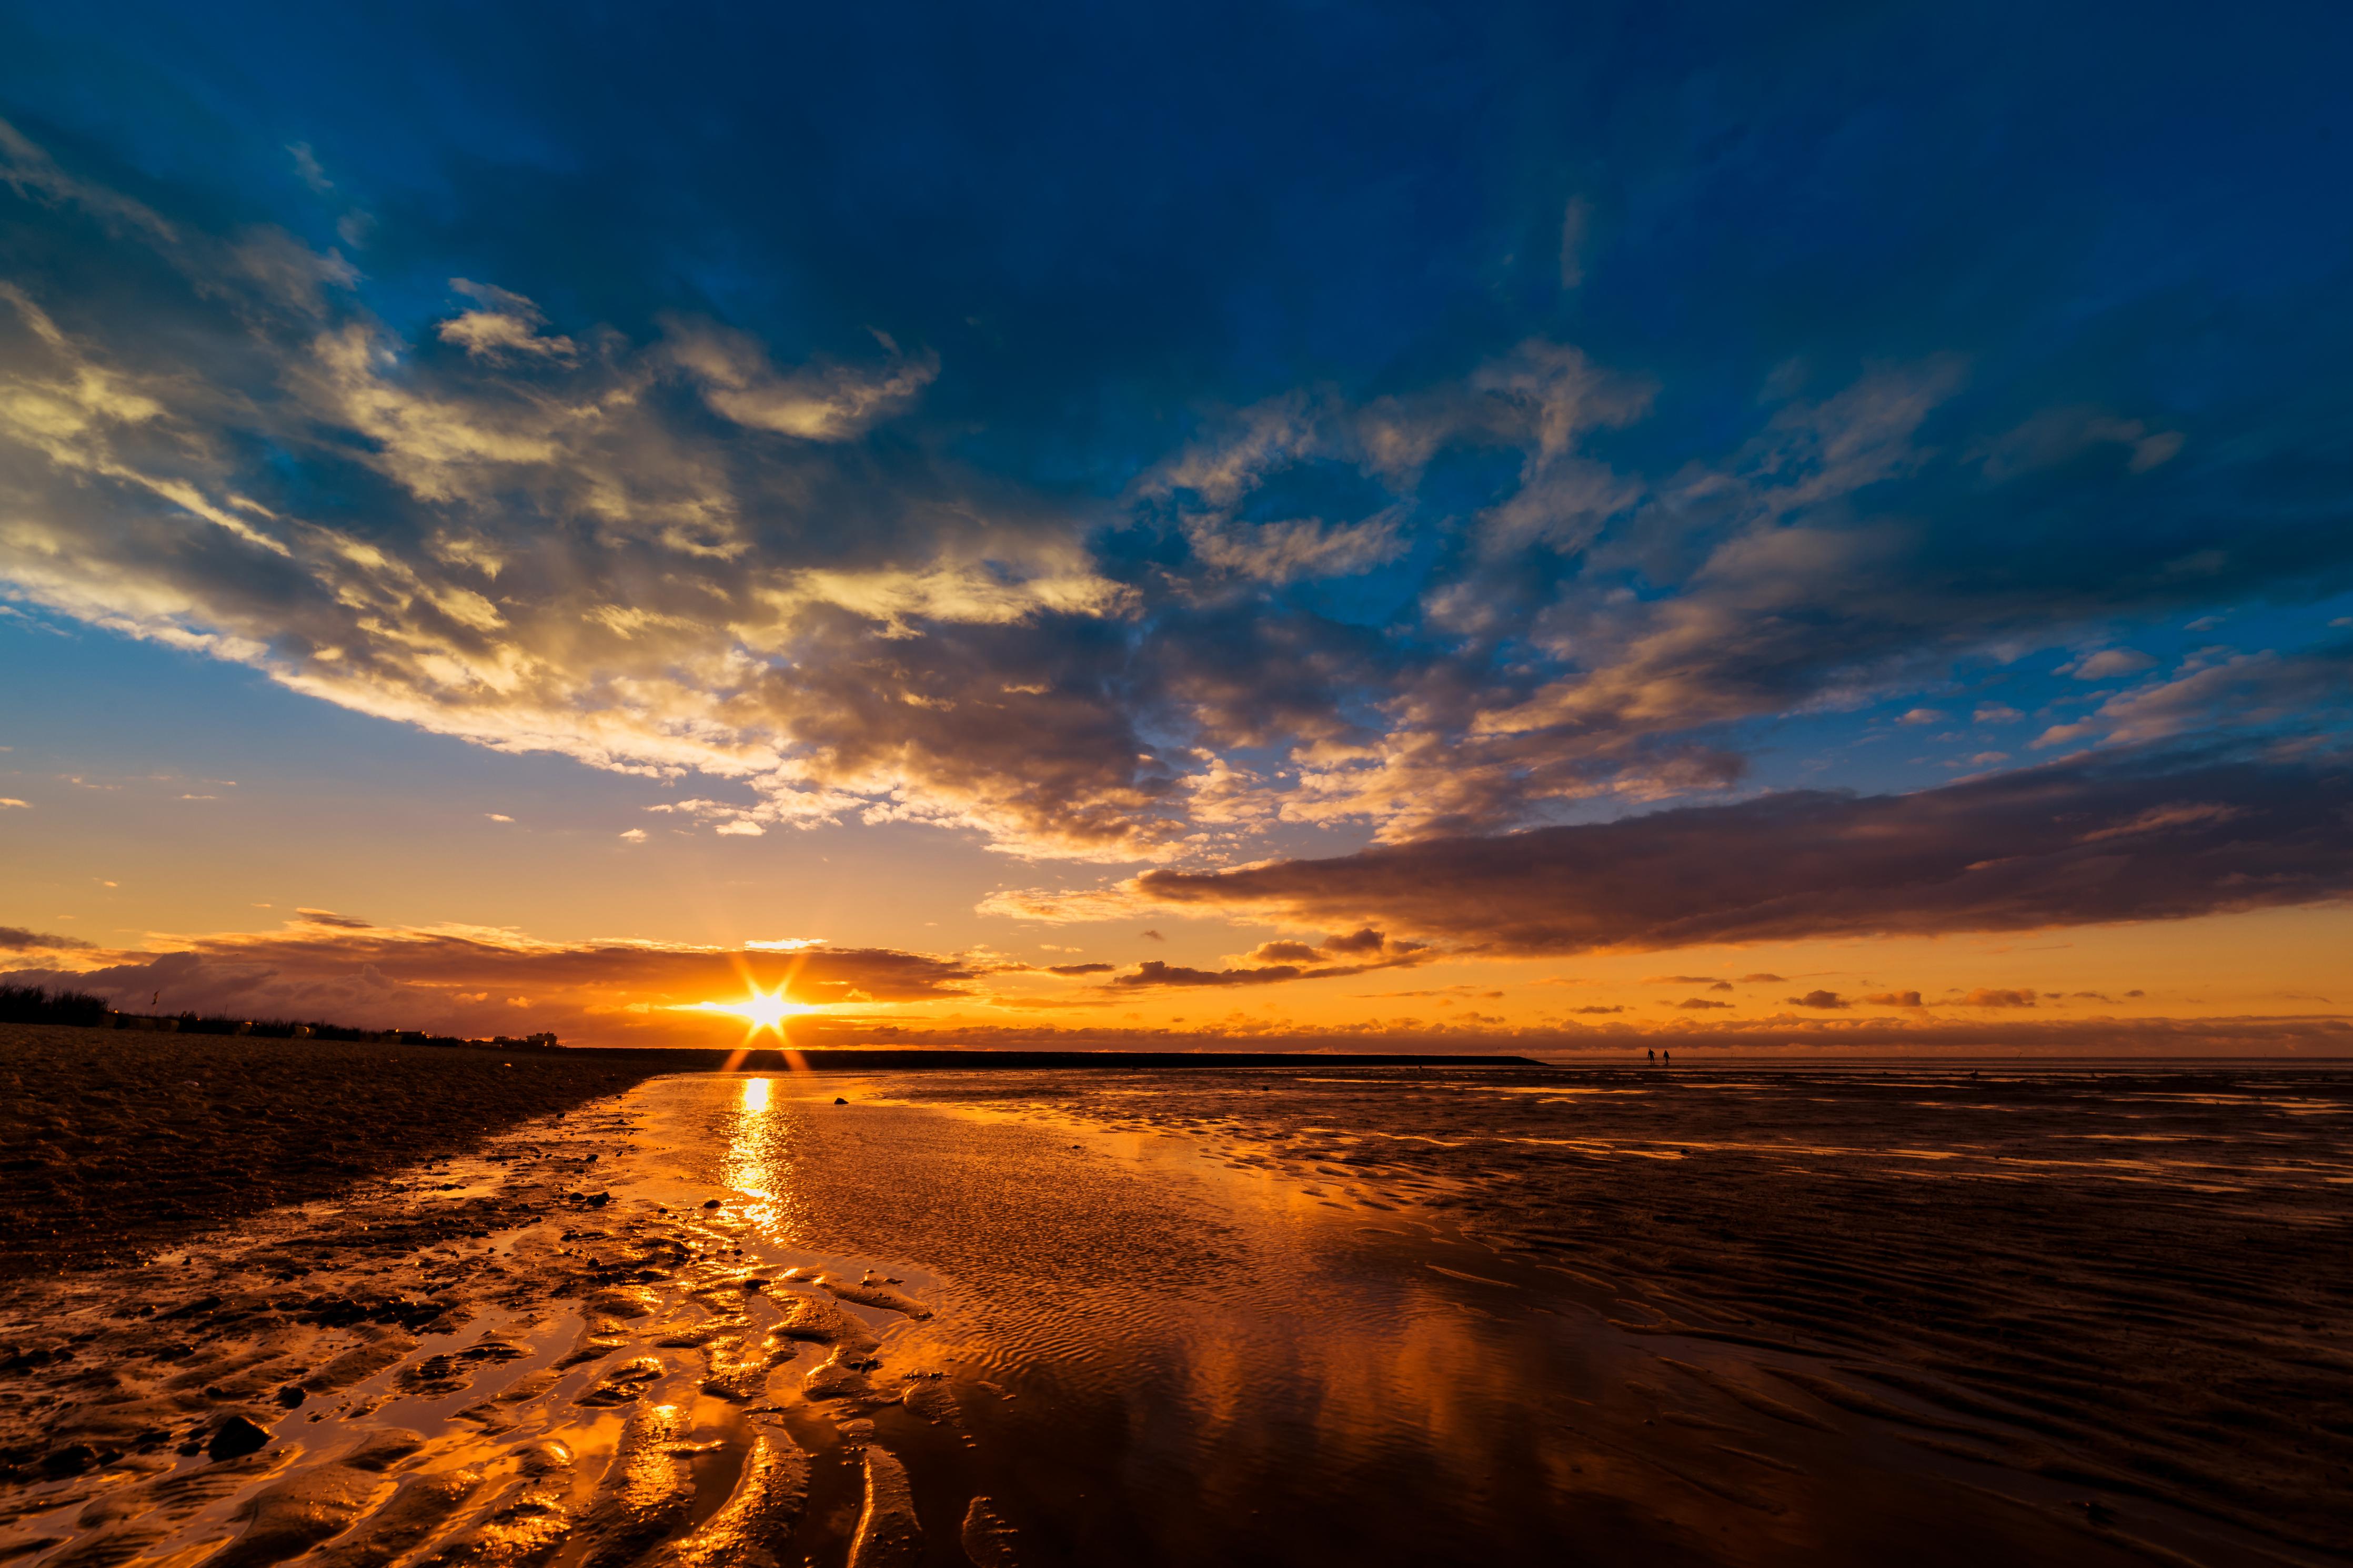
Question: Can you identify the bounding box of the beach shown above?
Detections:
[0,1026,659,1278]
[1,1057,2348,1567]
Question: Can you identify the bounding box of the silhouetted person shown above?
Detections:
[1646,1049,1656,1064]
[1662,1050,1672,1066]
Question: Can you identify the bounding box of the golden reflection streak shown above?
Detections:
[726,1074,783,1231]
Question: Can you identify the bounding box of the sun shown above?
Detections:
[696,986,808,1036]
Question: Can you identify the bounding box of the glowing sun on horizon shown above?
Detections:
[695,986,810,1036]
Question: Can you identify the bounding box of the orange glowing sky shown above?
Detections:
[4,717,2347,1055]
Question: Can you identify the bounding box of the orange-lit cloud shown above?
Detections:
[1,922,983,1044]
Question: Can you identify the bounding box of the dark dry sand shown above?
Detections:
[0,1025,658,1277]
[0,1060,2347,1568]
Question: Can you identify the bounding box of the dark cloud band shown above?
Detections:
[1132,748,2353,954]
[0,926,92,952]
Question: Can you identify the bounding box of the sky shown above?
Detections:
[2,1,2349,1055]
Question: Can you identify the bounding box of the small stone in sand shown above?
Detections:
[702,1199,722,1209]
[41,1443,98,1477]
[207,1414,269,1461]
[834,1097,849,1105]
[275,1384,307,1408]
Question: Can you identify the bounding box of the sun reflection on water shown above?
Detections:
[726,1075,783,1231]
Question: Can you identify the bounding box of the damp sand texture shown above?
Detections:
[0,1023,658,1277]
[2,1064,2350,1568]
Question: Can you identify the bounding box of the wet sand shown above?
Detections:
[0,1025,657,1278]
[1,1064,2347,1567]
[892,1061,2353,1556]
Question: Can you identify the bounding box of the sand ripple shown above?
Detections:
[0,1096,1008,1568]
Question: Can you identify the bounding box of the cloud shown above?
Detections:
[1787,990,1849,1009]
[0,926,91,952]
[1959,987,2037,1007]
[1110,929,1426,989]
[1111,961,1315,989]
[661,317,937,441]
[1046,962,1114,975]
[3,117,2350,873]
[2,921,981,1042]
[0,132,1162,859]
[2033,651,2353,751]
[1127,746,2353,954]
[972,885,1152,923]
[0,798,27,808]
[1676,997,1733,1009]
[287,143,333,195]
[2066,648,2157,680]
[1859,991,1924,1007]
[1558,196,1592,290]
[438,280,578,365]
[1973,407,2184,481]
[2076,801,2241,843]
[1252,928,1417,963]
